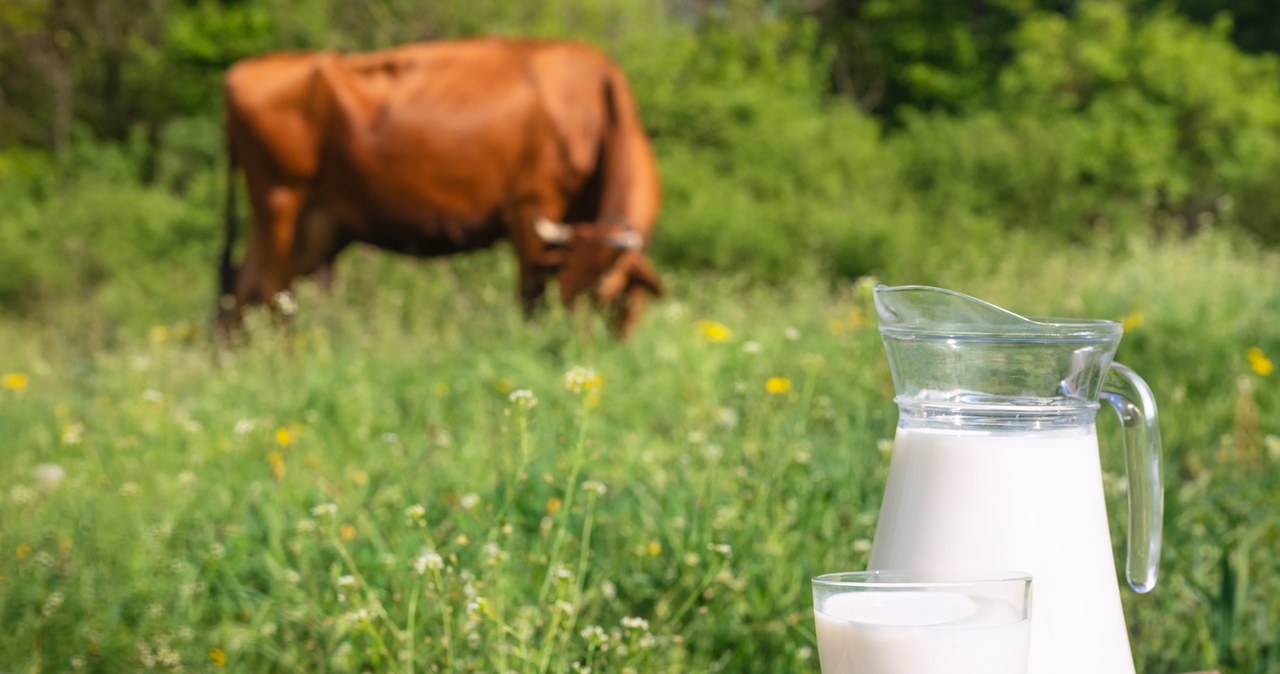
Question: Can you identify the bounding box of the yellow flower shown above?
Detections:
[16,543,31,561]
[339,524,357,541]
[695,319,733,343]
[267,451,286,480]
[765,376,793,395]
[1121,310,1144,332]
[274,427,294,447]
[495,377,515,394]
[2,372,28,391]
[646,540,662,556]
[545,496,562,515]
[1247,347,1274,377]
[149,325,170,344]
[563,367,604,394]
[208,647,227,668]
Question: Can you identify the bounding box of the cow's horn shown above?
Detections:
[606,229,644,251]
[534,217,573,245]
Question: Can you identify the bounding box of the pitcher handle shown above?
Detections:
[1101,362,1164,593]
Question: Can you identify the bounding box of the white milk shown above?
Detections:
[815,591,1029,674]
[868,426,1134,674]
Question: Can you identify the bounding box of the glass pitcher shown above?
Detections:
[867,285,1162,674]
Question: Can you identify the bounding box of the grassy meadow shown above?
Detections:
[1,231,1278,673]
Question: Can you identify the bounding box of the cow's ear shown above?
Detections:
[534,217,573,246]
[628,253,663,296]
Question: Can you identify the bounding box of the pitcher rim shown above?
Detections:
[875,284,1123,341]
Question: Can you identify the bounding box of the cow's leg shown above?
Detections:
[236,183,306,314]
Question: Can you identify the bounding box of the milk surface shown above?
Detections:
[868,426,1134,674]
[815,591,1029,674]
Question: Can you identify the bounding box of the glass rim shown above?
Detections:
[812,569,1032,590]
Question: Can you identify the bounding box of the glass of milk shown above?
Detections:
[812,570,1032,674]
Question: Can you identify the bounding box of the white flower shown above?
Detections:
[337,575,356,588]
[707,542,732,555]
[741,340,763,355]
[33,463,65,491]
[459,492,481,510]
[508,389,538,409]
[142,389,164,403]
[620,616,649,632]
[581,480,607,496]
[311,502,337,518]
[272,290,298,317]
[414,549,445,574]
[784,326,800,341]
[61,424,84,446]
[234,419,256,435]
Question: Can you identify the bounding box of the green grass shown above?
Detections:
[1,235,1277,673]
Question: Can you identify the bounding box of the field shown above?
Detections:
[1,231,1278,673]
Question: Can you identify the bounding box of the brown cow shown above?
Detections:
[217,38,662,339]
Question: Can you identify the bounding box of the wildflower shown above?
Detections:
[483,541,506,565]
[707,542,732,556]
[765,376,792,395]
[33,463,65,491]
[646,540,662,556]
[1,372,28,391]
[580,625,609,647]
[695,319,732,343]
[272,290,298,317]
[311,502,337,518]
[337,575,357,588]
[1121,310,1144,332]
[177,471,197,489]
[60,424,84,446]
[414,549,445,574]
[621,616,650,632]
[1247,347,1274,377]
[600,580,617,600]
[284,569,301,585]
[118,482,140,497]
[234,419,255,435]
[715,407,739,430]
[345,608,372,625]
[796,646,813,660]
[853,539,872,553]
[555,600,576,616]
[545,496,562,515]
[142,388,164,403]
[274,426,294,447]
[581,480,608,496]
[784,326,800,341]
[508,388,538,409]
[16,543,31,561]
[495,377,515,394]
[208,646,228,668]
[459,492,481,510]
[267,451,286,480]
[42,591,64,617]
[553,565,574,581]
[405,504,427,525]
[340,524,357,541]
[741,340,763,355]
[562,367,604,394]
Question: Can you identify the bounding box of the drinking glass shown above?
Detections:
[812,570,1032,674]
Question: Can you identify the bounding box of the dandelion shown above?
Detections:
[765,376,792,395]
[646,540,662,556]
[414,549,445,574]
[562,367,604,394]
[581,480,608,496]
[695,319,732,343]
[209,647,228,668]
[311,502,337,518]
[274,426,294,447]
[2,372,28,391]
[1121,310,1144,332]
[1247,347,1274,377]
[508,388,538,409]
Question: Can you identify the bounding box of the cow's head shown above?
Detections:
[535,217,663,339]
